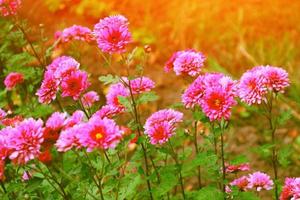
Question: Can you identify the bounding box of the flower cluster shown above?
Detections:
[144,109,183,144]
[182,73,237,121]
[55,25,94,44]
[165,49,206,77]
[238,65,289,105]
[0,0,21,16]
[94,15,132,54]
[4,72,24,90]
[225,162,250,174]
[36,56,90,103]
[280,177,300,200]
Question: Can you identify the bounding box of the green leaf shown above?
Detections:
[118,96,132,111]
[195,186,223,200]
[136,91,158,104]
[277,109,292,125]
[278,146,292,167]
[98,74,119,85]
[234,192,260,200]
[153,166,177,197]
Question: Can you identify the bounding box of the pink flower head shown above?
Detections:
[230,176,249,191]
[106,82,129,109]
[94,15,132,54]
[92,105,123,119]
[64,110,85,129]
[46,112,66,130]
[82,91,99,107]
[0,127,11,160]
[78,116,122,151]
[173,51,206,76]
[61,70,90,100]
[22,171,32,181]
[124,76,155,94]
[4,72,24,90]
[144,109,183,144]
[36,71,60,104]
[8,118,44,165]
[262,65,289,93]
[55,25,94,44]
[56,124,84,152]
[225,162,250,174]
[0,109,7,120]
[0,0,21,16]
[247,172,274,191]
[280,177,300,200]
[182,75,205,108]
[48,56,80,78]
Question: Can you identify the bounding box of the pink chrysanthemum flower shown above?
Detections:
[78,116,122,151]
[61,70,90,100]
[82,91,99,107]
[8,118,44,165]
[182,75,205,108]
[0,109,7,120]
[173,51,206,77]
[262,66,290,93]
[144,109,183,144]
[92,105,123,119]
[36,72,60,104]
[124,76,155,94]
[106,82,129,109]
[280,177,300,200]
[55,25,94,44]
[64,110,85,129]
[0,0,21,16]
[56,124,84,152]
[247,172,274,191]
[238,68,268,105]
[46,112,66,130]
[230,176,249,191]
[47,56,80,78]
[94,15,132,54]
[4,72,24,90]
[0,127,11,160]
[225,162,250,174]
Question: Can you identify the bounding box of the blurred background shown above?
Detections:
[17,0,300,188]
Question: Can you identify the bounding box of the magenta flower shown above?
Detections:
[64,110,85,129]
[56,124,84,152]
[81,91,99,107]
[46,112,66,131]
[182,75,205,108]
[165,49,205,76]
[4,72,24,90]
[0,0,21,16]
[36,71,60,104]
[94,15,132,54]
[61,70,90,100]
[144,109,183,144]
[0,109,7,121]
[47,56,80,78]
[225,162,250,174]
[229,176,249,191]
[0,127,11,160]
[92,105,123,119]
[124,76,155,94]
[247,172,274,191]
[106,82,129,109]
[280,177,300,200]
[7,118,44,165]
[262,66,290,93]
[55,25,94,44]
[78,116,122,151]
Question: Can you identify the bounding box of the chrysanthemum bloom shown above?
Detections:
[262,66,290,93]
[47,56,80,78]
[4,72,24,90]
[55,25,94,44]
[0,109,7,120]
[225,163,250,174]
[82,91,99,107]
[61,70,90,100]
[247,172,274,191]
[78,116,122,151]
[0,0,21,16]
[201,85,237,121]
[182,75,205,108]
[56,124,84,152]
[124,76,155,94]
[144,109,183,144]
[43,112,66,148]
[1,115,23,127]
[173,51,206,76]
[63,110,85,129]
[94,15,132,54]
[36,72,60,104]
[0,127,11,159]
[92,105,123,119]
[280,177,300,200]
[8,118,44,165]
[46,112,66,130]
[106,82,129,109]
[230,176,249,191]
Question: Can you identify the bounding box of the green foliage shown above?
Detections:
[98,74,119,85]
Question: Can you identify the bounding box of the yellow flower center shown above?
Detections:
[95,133,103,140]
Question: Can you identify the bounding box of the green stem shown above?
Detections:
[193,120,202,189]
[220,123,226,197]
[0,181,6,194]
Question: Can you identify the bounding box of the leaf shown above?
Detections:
[153,166,177,197]
[98,74,119,85]
[136,91,158,104]
[118,96,132,111]
[278,146,292,167]
[234,192,260,200]
[195,186,223,200]
[277,109,292,125]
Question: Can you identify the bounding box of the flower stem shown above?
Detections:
[220,124,226,197]
[193,120,202,189]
